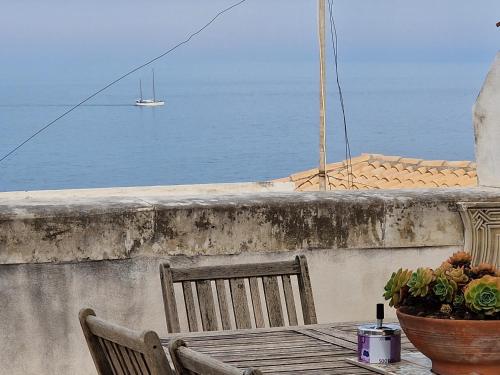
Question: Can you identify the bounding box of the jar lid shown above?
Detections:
[357,323,401,336]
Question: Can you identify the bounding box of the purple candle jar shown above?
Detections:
[357,324,401,364]
[357,304,401,364]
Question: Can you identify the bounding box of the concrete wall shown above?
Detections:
[0,181,294,200]
[2,187,500,374]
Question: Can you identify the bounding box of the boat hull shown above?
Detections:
[135,101,165,107]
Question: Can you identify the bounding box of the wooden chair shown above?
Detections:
[169,338,262,375]
[79,308,173,375]
[159,255,317,333]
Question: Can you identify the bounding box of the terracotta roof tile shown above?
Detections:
[444,160,473,168]
[451,169,466,177]
[375,155,402,162]
[381,162,393,170]
[274,154,478,191]
[419,160,446,167]
[393,163,405,172]
[399,157,423,164]
[351,153,372,162]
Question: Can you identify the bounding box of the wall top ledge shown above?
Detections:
[2,186,500,264]
[1,187,500,219]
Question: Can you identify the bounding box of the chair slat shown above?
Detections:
[128,350,142,375]
[125,348,141,374]
[140,353,152,375]
[296,255,318,324]
[229,278,252,329]
[281,275,298,326]
[98,337,117,374]
[117,346,133,374]
[215,280,232,330]
[182,281,199,332]
[196,280,218,331]
[103,339,122,374]
[171,261,300,282]
[262,276,284,327]
[111,341,128,375]
[133,350,149,375]
[248,277,265,328]
[160,264,181,333]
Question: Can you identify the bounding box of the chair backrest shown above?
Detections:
[79,308,173,375]
[169,338,262,375]
[159,255,316,333]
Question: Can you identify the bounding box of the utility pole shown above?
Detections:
[318,0,327,191]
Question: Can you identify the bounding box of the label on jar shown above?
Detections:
[358,335,401,364]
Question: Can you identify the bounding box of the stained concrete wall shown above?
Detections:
[2,187,500,375]
[4,187,499,264]
[1,249,453,375]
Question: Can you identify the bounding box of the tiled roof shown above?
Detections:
[274,153,477,191]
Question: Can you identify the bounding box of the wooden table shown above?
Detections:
[161,323,432,374]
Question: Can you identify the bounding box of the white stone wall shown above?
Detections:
[474,52,500,187]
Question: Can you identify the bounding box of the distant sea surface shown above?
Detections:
[0,60,491,192]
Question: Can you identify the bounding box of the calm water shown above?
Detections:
[0,59,491,192]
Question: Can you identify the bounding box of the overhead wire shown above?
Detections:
[326,0,353,188]
[0,0,248,164]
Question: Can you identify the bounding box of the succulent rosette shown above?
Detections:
[433,276,456,303]
[447,251,472,268]
[407,267,434,297]
[464,275,500,316]
[445,267,469,286]
[383,251,500,319]
[435,261,452,277]
[383,268,412,307]
[470,263,500,278]
[453,293,465,308]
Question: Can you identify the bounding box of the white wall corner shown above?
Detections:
[474,51,500,187]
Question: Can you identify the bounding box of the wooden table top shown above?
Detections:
[161,323,432,374]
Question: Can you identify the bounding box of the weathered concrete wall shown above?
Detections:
[1,249,453,375]
[3,187,500,264]
[474,51,500,187]
[2,187,500,375]
[1,181,294,199]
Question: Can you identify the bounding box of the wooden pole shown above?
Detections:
[318,0,327,191]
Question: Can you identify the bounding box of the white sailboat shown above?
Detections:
[135,70,165,107]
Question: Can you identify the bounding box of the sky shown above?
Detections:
[2,0,499,63]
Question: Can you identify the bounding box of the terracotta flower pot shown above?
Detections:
[396,309,500,375]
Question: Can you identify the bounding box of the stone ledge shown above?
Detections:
[2,187,500,264]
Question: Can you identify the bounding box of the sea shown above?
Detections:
[0,58,491,192]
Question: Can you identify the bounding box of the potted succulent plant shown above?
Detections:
[383,251,500,375]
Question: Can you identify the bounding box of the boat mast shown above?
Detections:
[152,69,156,102]
[318,0,327,191]
[139,80,143,101]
